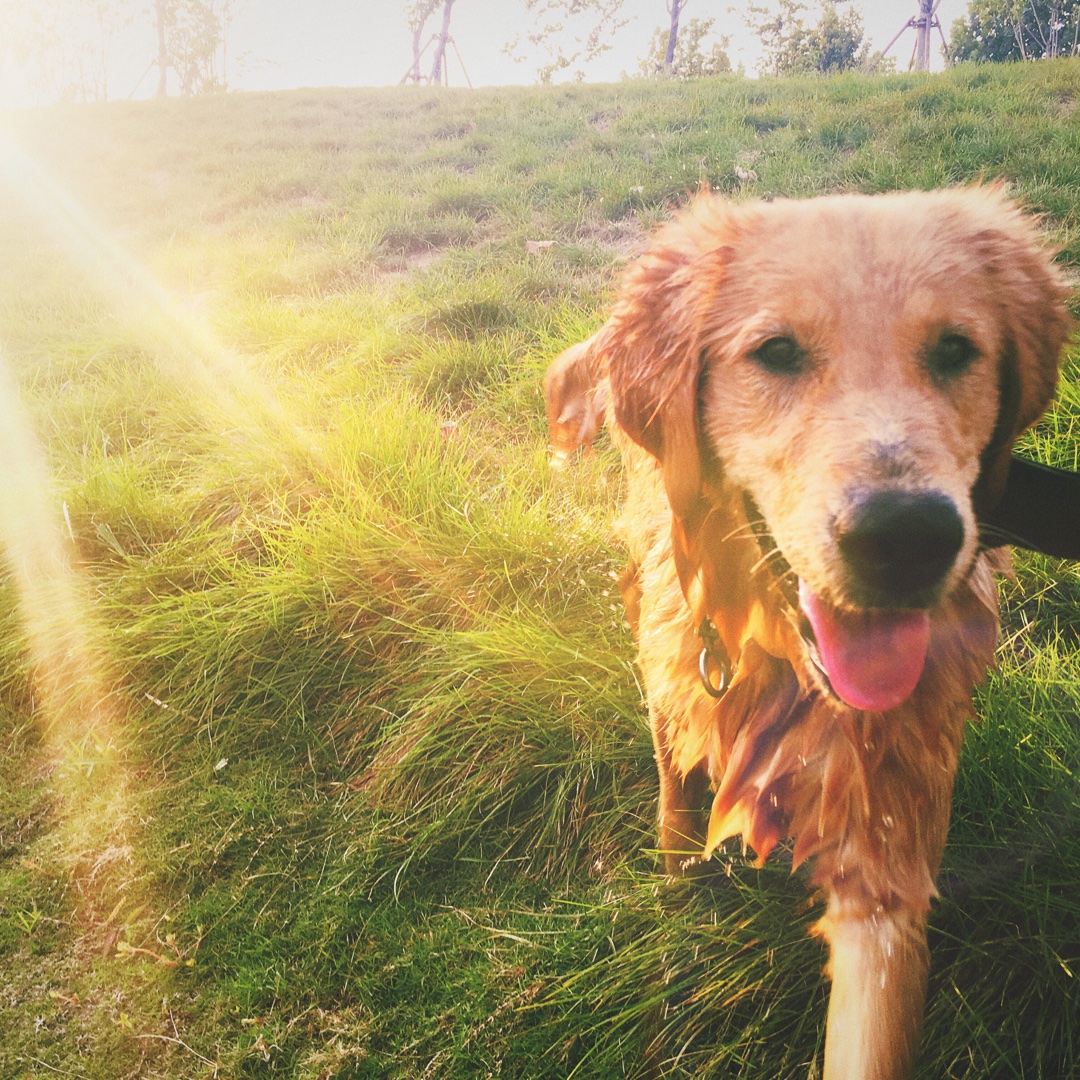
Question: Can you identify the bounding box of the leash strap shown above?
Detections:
[979,453,1080,561]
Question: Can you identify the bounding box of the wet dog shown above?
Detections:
[544,188,1072,1079]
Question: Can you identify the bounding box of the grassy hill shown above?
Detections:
[0,61,1078,1078]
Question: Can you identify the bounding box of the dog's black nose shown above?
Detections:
[837,490,964,603]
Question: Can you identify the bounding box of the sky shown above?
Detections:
[3,1,972,106]
[228,0,970,90]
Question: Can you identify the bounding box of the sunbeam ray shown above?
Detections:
[0,341,149,943]
[0,127,325,476]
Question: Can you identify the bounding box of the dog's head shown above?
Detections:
[606,188,1072,711]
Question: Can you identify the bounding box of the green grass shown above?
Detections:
[0,61,1077,1077]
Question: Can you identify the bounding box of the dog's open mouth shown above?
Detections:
[796,581,930,713]
[743,492,932,712]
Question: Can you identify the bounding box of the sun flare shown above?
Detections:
[0,128,325,475]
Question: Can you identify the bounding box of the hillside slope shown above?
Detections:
[0,63,1078,1078]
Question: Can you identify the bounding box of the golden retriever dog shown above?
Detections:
[544,187,1072,1080]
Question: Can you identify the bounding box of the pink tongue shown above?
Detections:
[798,581,930,712]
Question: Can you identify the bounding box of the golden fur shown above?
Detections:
[544,188,1072,1080]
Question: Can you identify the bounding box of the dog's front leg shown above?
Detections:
[818,899,930,1080]
[650,707,711,876]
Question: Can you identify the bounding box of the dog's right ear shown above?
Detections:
[606,196,735,523]
[967,203,1074,513]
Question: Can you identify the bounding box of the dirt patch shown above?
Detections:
[577,216,647,255]
[433,121,477,140]
[374,247,447,289]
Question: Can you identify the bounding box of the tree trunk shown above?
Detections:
[914,0,933,70]
[411,21,425,82]
[1030,1,1050,57]
[429,0,456,86]
[664,0,683,71]
[408,0,437,83]
[1046,2,1060,59]
[1011,13,1029,60]
[155,0,168,97]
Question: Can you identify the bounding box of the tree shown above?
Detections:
[1,0,135,104]
[663,0,684,70]
[429,0,457,84]
[640,16,731,78]
[744,0,868,75]
[403,0,439,83]
[809,1,865,71]
[0,0,231,103]
[951,0,1080,62]
[509,0,629,82]
[401,0,462,85]
[153,0,230,96]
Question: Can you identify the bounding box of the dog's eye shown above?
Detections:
[927,332,979,381]
[749,336,807,376]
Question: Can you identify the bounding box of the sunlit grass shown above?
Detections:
[0,341,173,1070]
[0,62,1077,1077]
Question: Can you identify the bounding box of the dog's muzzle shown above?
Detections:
[836,488,964,607]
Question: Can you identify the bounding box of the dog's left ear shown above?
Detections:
[972,213,1074,512]
[605,196,736,522]
[543,330,611,464]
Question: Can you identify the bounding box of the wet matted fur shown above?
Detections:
[544,188,1073,1080]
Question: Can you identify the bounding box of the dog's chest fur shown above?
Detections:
[617,430,1001,916]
